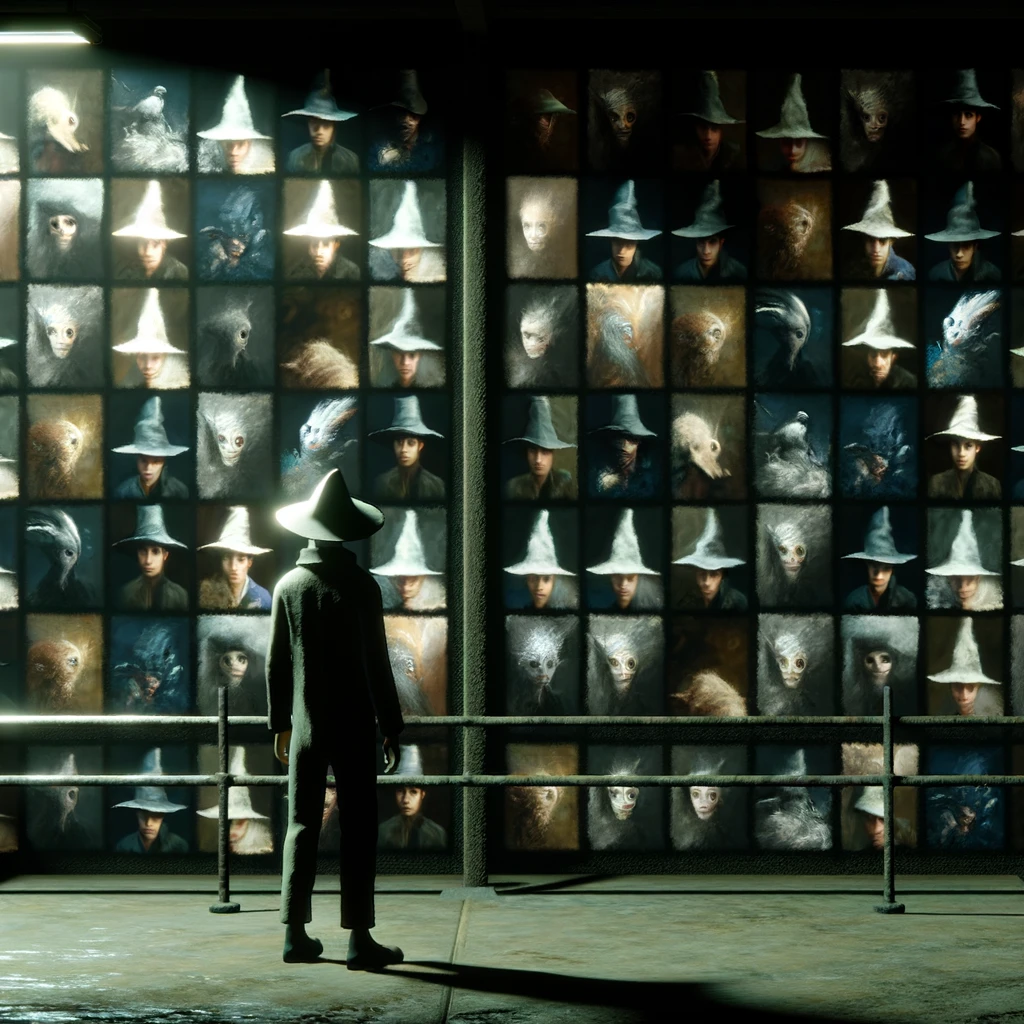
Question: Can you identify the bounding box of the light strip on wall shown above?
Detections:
[0,30,92,45]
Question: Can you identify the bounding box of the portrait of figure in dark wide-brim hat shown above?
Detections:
[280,69,360,176]
[673,70,746,173]
[932,69,1004,174]
[505,70,578,173]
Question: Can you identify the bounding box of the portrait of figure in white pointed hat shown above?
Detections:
[672,70,745,173]
[671,394,744,501]
[110,746,190,854]
[278,287,360,390]
[587,69,662,173]
[926,507,1003,612]
[26,612,103,714]
[840,288,917,390]
[111,288,190,389]
[840,505,918,612]
[587,507,661,611]
[505,744,579,851]
[755,72,831,173]
[754,395,832,500]
[25,747,102,851]
[367,69,444,174]
[927,616,1004,718]
[0,395,17,500]
[506,176,577,281]
[925,180,1002,283]
[667,617,748,719]
[1011,512,1024,608]
[586,283,664,388]
[0,292,19,388]
[506,71,578,173]
[110,617,190,714]
[196,615,270,716]
[505,285,578,389]
[839,396,917,499]
[370,508,446,612]
[279,395,360,500]
[196,286,274,388]
[25,505,101,610]
[27,70,103,175]
[587,393,662,499]
[925,747,1005,851]
[505,616,579,717]
[926,289,1003,389]
[283,179,360,282]
[670,745,747,851]
[841,742,918,851]
[1010,618,1024,715]
[26,284,105,388]
[670,286,746,389]
[584,179,663,283]
[109,69,189,173]
[671,507,747,612]
[196,181,275,282]
[198,506,273,611]
[0,180,17,282]
[26,394,103,501]
[839,70,915,174]
[586,615,662,717]
[369,287,445,388]
[111,504,189,612]
[756,503,832,610]
[111,179,189,281]
[671,179,749,284]
[756,180,832,282]
[0,71,18,174]
[754,746,832,851]
[197,745,274,854]
[504,508,577,612]
[757,614,834,716]
[26,178,103,282]
[588,746,663,851]
[281,69,360,175]
[383,614,448,718]
[933,69,1003,173]
[925,393,1003,500]
[196,392,273,501]
[109,394,190,500]
[839,179,916,281]
[369,394,446,501]
[376,742,449,851]
[502,395,576,501]
[369,179,446,283]
[196,74,274,175]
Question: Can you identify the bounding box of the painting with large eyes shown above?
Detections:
[195,287,274,389]
[196,616,270,716]
[505,615,579,716]
[369,179,446,284]
[753,746,832,851]
[839,70,916,174]
[587,70,662,173]
[757,614,834,716]
[505,70,578,174]
[26,285,105,389]
[587,745,663,851]
[670,394,745,501]
[755,504,832,611]
[26,394,103,501]
[841,742,918,852]
[504,743,579,851]
[25,746,103,851]
[670,285,746,388]
[504,284,578,389]
[506,177,578,281]
[26,70,104,175]
[26,614,103,714]
[109,69,189,173]
[841,615,919,716]
[670,745,747,851]
[196,393,273,502]
[384,616,447,718]
[586,615,662,716]
[668,617,748,718]
[753,393,833,500]
[25,179,104,282]
[925,746,1004,851]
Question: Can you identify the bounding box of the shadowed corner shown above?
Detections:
[377,960,869,1022]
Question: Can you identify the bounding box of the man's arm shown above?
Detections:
[361,577,405,738]
[265,583,295,735]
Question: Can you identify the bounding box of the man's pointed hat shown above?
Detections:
[942,69,999,110]
[113,747,187,815]
[283,180,358,239]
[369,289,443,352]
[586,180,661,241]
[369,395,444,441]
[588,394,657,438]
[755,73,828,140]
[531,88,575,116]
[841,180,913,239]
[842,290,916,351]
[587,508,659,576]
[842,506,916,565]
[276,467,384,543]
[112,289,186,356]
[282,69,358,122]
[672,508,745,570]
[196,75,271,141]
[372,69,428,116]
[112,180,187,240]
[924,181,1000,243]
[504,509,575,576]
[197,747,269,820]
[927,617,1001,686]
[678,71,744,125]
[503,396,576,450]
[926,395,1000,442]
[113,504,188,552]
[925,510,999,578]
[369,181,440,250]
[111,395,189,458]
[371,509,441,577]
[198,506,272,556]
[854,787,885,818]
[672,180,733,238]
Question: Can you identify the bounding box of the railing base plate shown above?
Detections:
[440,886,500,901]
[210,901,241,914]
[874,902,906,914]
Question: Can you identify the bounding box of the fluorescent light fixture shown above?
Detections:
[0,18,100,45]
[0,30,92,45]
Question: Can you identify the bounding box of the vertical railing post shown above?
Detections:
[210,685,240,913]
[875,684,905,914]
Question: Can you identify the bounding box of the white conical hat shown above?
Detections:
[926,395,1000,442]
[672,509,745,570]
[369,181,441,250]
[112,289,186,355]
[0,337,14,350]
[927,617,1001,685]
[197,506,272,556]
[586,509,658,576]
[394,743,425,778]
[840,180,913,239]
[842,290,916,350]
[755,73,828,140]
[504,510,575,576]
[283,180,358,239]
[926,510,999,578]
[196,75,271,141]
[854,786,885,818]
[111,180,187,240]
[112,747,187,814]
[369,289,443,352]
[197,746,268,820]
[371,510,442,577]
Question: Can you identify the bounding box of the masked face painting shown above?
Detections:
[768,521,807,581]
[517,627,564,689]
[520,195,557,253]
[42,303,78,360]
[204,409,247,467]
[863,648,893,688]
[594,632,638,697]
[690,786,721,820]
[607,784,639,820]
[219,649,249,682]
[602,87,636,148]
[773,633,808,689]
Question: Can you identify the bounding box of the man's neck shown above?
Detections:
[227,576,248,603]
[140,476,158,496]
[529,472,549,496]
[143,573,162,589]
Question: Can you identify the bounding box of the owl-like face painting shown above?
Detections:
[518,627,563,688]
[602,88,636,148]
[219,649,249,682]
[773,633,807,688]
[43,304,78,359]
[598,633,638,694]
[863,648,892,687]
[49,213,78,250]
[205,411,247,467]
[690,785,721,820]
[853,87,888,143]
[768,522,807,579]
[607,785,639,820]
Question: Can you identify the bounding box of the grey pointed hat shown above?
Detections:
[842,290,916,351]
[114,504,187,552]
[927,617,1001,686]
[672,180,733,238]
[504,396,576,450]
[111,396,189,458]
[197,506,272,556]
[756,73,828,140]
[586,180,661,241]
[841,180,914,239]
[532,88,575,116]
[504,509,575,576]
[942,69,999,110]
[588,394,657,438]
[854,786,885,818]
[679,71,744,125]
[369,395,443,441]
[587,508,658,576]
[197,747,268,820]
[924,182,1000,243]
[113,747,187,815]
[841,506,916,565]
[276,467,384,543]
[672,508,745,570]
[372,69,428,116]
[925,509,999,578]
[282,69,358,122]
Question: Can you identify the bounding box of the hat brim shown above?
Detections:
[114,798,186,813]
[585,228,662,241]
[112,225,188,240]
[841,551,917,564]
[924,228,1000,242]
[678,111,744,125]
[197,540,272,555]
[197,805,268,820]
[671,555,745,570]
[282,107,358,121]
[586,561,659,575]
[112,443,189,457]
[502,435,576,450]
[369,233,441,250]
[926,428,1001,442]
[113,340,187,355]
[925,563,1000,577]
[369,427,444,440]
[588,425,657,438]
[114,535,188,551]
[276,493,384,543]
[196,127,272,141]
[369,336,443,352]
[672,223,733,238]
[755,126,828,139]
[371,563,443,577]
[535,101,575,115]
[840,222,914,239]
[927,668,1001,685]
[843,335,917,350]
[504,563,575,576]
[370,99,429,116]
[0,337,15,349]
[942,97,999,109]
[283,224,358,238]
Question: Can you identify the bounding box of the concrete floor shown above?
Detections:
[1,874,1023,1024]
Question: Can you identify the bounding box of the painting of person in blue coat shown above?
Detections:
[197,506,272,610]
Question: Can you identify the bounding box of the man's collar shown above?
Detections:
[296,542,354,567]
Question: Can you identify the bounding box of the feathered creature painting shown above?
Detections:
[110,78,187,173]
[586,284,664,388]
[586,615,662,715]
[756,200,818,281]
[26,418,84,499]
[196,392,272,500]
[670,670,747,718]
[198,186,273,282]
[506,615,577,716]
[841,401,915,498]
[671,408,733,499]
[25,507,97,608]
[754,405,831,498]
[28,85,89,171]
[280,396,359,499]
[926,752,1004,851]
[112,621,189,713]
[383,615,448,718]
[197,296,269,387]
[27,638,85,711]
[754,750,832,851]
[756,504,832,610]
[757,614,834,716]
[839,70,914,173]
[754,289,824,387]
[505,285,578,389]
[26,285,105,388]
[927,290,1001,388]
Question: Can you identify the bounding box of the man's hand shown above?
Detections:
[382,737,401,775]
[274,730,292,766]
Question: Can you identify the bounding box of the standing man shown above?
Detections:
[269,468,405,969]
[282,70,359,174]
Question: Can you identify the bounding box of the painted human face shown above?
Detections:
[49,213,77,250]
[397,109,421,144]
[137,544,170,579]
[611,573,638,609]
[136,352,166,385]
[605,99,636,147]
[950,682,980,715]
[526,574,554,609]
[520,315,553,359]
[695,568,723,605]
[229,818,249,845]
[950,438,980,473]
[948,241,977,276]
[135,811,163,847]
[950,575,980,609]
[393,436,424,468]
[307,117,335,150]
[866,562,893,597]
[520,198,555,252]
[864,236,891,275]
[607,785,638,820]
[863,649,892,687]
[137,238,167,276]
[397,575,425,606]
[696,235,724,270]
[221,552,253,588]
[862,812,885,850]
[526,444,553,481]
[322,787,337,829]
[693,119,722,156]
[951,107,980,140]
[221,139,251,173]
[780,137,808,167]
[533,112,556,146]
[391,247,422,279]
[309,237,340,276]
[396,785,425,816]
[136,455,165,491]
[866,348,896,385]
[690,786,721,820]
[391,349,421,386]
[615,436,639,469]
[219,649,249,681]
[611,239,637,273]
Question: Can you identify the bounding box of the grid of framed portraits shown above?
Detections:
[498,67,1024,860]
[0,65,453,862]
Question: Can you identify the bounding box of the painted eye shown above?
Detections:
[65,327,74,339]
[796,329,806,340]
[64,549,74,559]
[624,110,636,124]
[69,436,78,446]
[794,545,806,558]
[877,112,888,125]
[625,657,637,672]
[709,792,717,802]
[239,328,249,340]
[217,434,227,444]
[528,659,539,669]
[709,440,720,453]
[68,114,77,127]
[234,436,244,449]
[68,657,78,668]
[711,328,722,339]
[795,658,806,670]
[778,544,787,555]
[609,657,620,668]
[546,659,555,670]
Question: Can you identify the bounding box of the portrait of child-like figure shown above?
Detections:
[505,70,578,174]
[838,179,917,282]
[506,177,577,281]
[670,745,747,851]
[587,745,663,852]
